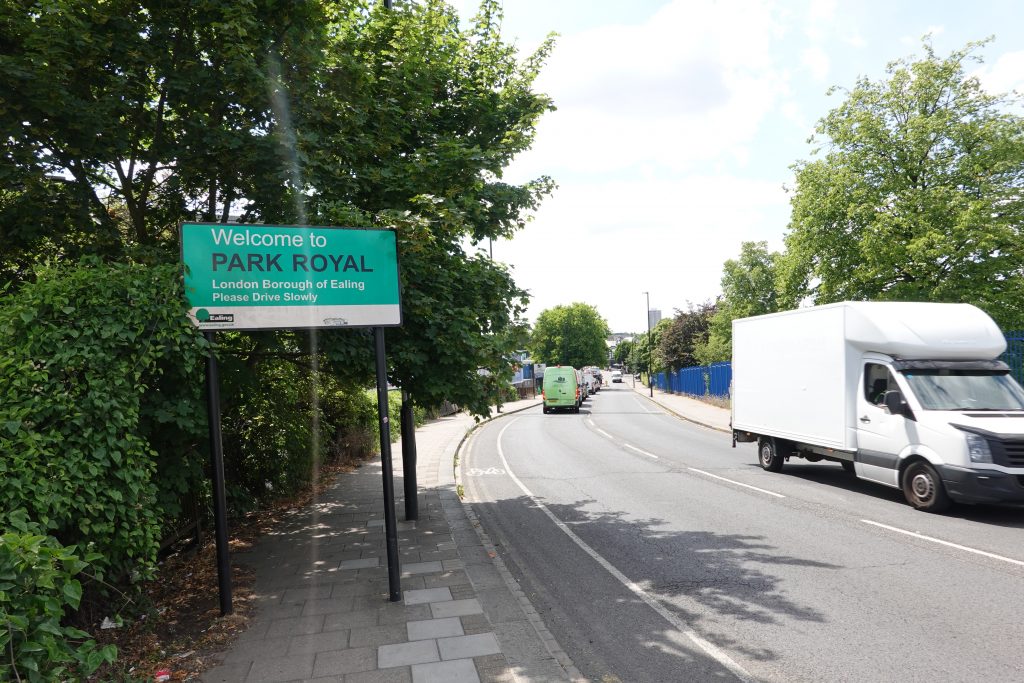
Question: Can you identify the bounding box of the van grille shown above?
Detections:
[991,439,1024,467]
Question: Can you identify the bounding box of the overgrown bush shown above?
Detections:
[219,353,334,510]
[0,513,117,681]
[0,260,207,586]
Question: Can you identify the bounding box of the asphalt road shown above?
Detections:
[461,382,1024,683]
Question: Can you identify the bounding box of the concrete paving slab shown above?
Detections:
[407,617,464,641]
[410,658,479,683]
[429,598,482,619]
[287,630,350,656]
[338,558,380,570]
[347,623,408,648]
[377,639,440,668]
[403,587,452,605]
[310,646,376,678]
[401,561,443,576]
[437,633,501,660]
[341,668,412,683]
[244,653,315,682]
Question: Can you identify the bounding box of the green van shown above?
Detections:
[542,366,580,414]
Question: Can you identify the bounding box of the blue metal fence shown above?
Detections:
[650,332,1024,399]
[653,362,732,398]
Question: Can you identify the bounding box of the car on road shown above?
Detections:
[611,370,623,383]
[542,366,580,413]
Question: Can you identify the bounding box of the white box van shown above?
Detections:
[731,302,1024,512]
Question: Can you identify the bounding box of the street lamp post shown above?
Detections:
[643,291,653,397]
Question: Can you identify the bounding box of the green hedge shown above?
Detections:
[0,260,207,585]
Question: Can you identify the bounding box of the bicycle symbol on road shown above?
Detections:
[466,467,506,476]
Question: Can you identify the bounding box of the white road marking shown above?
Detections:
[631,396,663,414]
[496,419,754,682]
[595,427,613,439]
[624,443,660,460]
[687,467,786,498]
[861,519,1024,568]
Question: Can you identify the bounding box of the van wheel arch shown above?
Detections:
[900,457,951,513]
[758,437,785,472]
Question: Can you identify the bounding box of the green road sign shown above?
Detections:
[181,223,402,330]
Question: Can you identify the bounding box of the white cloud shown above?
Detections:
[493,174,790,331]
[802,0,837,42]
[975,50,1024,95]
[801,46,830,81]
[508,0,788,181]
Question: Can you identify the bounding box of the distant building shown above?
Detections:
[648,309,662,329]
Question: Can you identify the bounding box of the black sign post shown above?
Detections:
[374,328,402,601]
[401,390,418,521]
[203,330,232,615]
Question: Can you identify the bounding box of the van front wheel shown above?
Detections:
[902,461,951,513]
[758,438,784,472]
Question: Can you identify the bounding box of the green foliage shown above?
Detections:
[785,38,1024,327]
[657,302,716,371]
[0,514,117,682]
[613,339,632,366]
[697,242,783,364]
[0,260,207,585]
[529,303,611,368]
[627,319,670,374]
[0,0,555,419]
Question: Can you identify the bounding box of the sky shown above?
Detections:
[449,0,1024,333]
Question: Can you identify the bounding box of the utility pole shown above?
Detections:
[643,291,653,397]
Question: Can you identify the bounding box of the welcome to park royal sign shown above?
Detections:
[181,223,402,330]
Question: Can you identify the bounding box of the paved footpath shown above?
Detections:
[202,397,574,683]
[628,376,731,432]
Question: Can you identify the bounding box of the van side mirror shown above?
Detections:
[883,391,915,420]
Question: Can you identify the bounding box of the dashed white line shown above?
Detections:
[624,443,660,460]
[861,519,1024,567]
[595,427,613,439]
[495,419,753,682]
[686,467,786,498]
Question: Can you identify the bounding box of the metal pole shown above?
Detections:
[401,390,418,521]
[374,328,402,601]
[203,330,232,616]
[644,291,653,397]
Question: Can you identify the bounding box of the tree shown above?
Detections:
[696,241,782,364]
[784,38,1024,327]
[529,303,610,368]
[627,318,670,375]
[658,302,716,370]
[0,0,556,416]
[613,339,632,366]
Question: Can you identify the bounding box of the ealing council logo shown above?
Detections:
[195,309,234,323]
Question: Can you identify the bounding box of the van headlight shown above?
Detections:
[963,432,993,464]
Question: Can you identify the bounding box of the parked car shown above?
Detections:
[576,368,589,402]
[582,369,599,394]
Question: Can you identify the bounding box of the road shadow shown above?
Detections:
[474,493,843,681]
[767,463,1024,526]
